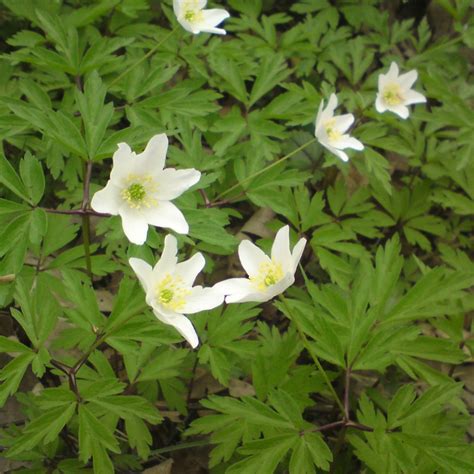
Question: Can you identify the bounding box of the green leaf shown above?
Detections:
[362,147,392,194]
[7,403,76,456]
[387,384,417,428]
[48,110,88,157]
[75,71,114,160]
[249,54,291,107]
[19,152,45,205]
[137,348,188,382]
[371,236,403,313]
[91,395,162,424]
[61,269,104,330]
[393,336,467,364]
[201,395,295,430]
[19,78,52,110]
[383,269,474,324]
[199,344,231,386]
[13,276,59,347]
[392,383,463,428]
[0,151,30,202]
[105,278,146,331]
[0,335,30,353]
[29,207,48,244]
[0,214,30,258]
[125,416,152,460]
[290,432,332,472]
[78,404,120,463]
[230,434,297,474]
[0,352,35,407]
[210,55,249,104]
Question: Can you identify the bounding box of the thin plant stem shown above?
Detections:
[49,303,149,400]
[279,294,346,415]
[304,420,373,434]
[81,161,93,280]
[82,214,92,279]
[109,27,177,88]
[214,137,318,202]
[344,366,351,421]
[43,208,109,217]
[149,439,211,457]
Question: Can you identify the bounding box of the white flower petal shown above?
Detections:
[136,134,169,174]
[156,168,201,201]
[175,253,205,287]
[238,239,271,278]
[226,291,268,304]
[129,258,153,294]
[177,18,197,34]
[153,308,199,348]
[378,72,388,91]
[404,89,427,105]
[118,206,149,244]
[197,26,227,35]
[319,93,338,127]
[386,62,399,81]
[390,104,410,119]
[90,182,121,215]
[195,8,230,33]
[142,201,189,234]
[291,238,307,273]
[326,93,338,116]
[329,146,349,162]
[173,0,207,16]
[153,234,178,276]
[398,69,418,89]
[334,113,354,134]
[173,0,181,15]
[375,94,387,113]
[263,272,295,301]
[181,286,224,314]
[315,98,325,133]
[338,135,364,151]
[110,143,135,182]
[214,277,254,298]
[271,225,292,273]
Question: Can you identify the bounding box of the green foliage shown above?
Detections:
[0,0,472,473]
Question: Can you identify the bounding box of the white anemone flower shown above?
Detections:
[375,62,427,119]
[315,93,364,162]
[215,226,306,304]
[173,0,230,35]
[129,235,224,348]
[91,134,200,245]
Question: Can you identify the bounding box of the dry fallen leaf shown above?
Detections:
[143,458,173,474]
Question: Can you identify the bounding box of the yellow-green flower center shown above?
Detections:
[155,274,190,311]
[182,1,204,24]
[126,183,146,202]
[159,288,174,304]
[251,260,284,291]
[383,84,404,106]
[121,174,157,210]
[184,10,195,21]
[324,119,341,142]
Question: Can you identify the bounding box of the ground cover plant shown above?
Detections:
[0,0,473,472]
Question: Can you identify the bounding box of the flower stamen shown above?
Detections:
[324,119,341,142]
[126,183,146,202]
[121,174,158,210]
[182,0,204,23]
[155,274,190,311]
[184,10,195,21]
[382,84,404,106]
[251,260,284,292]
